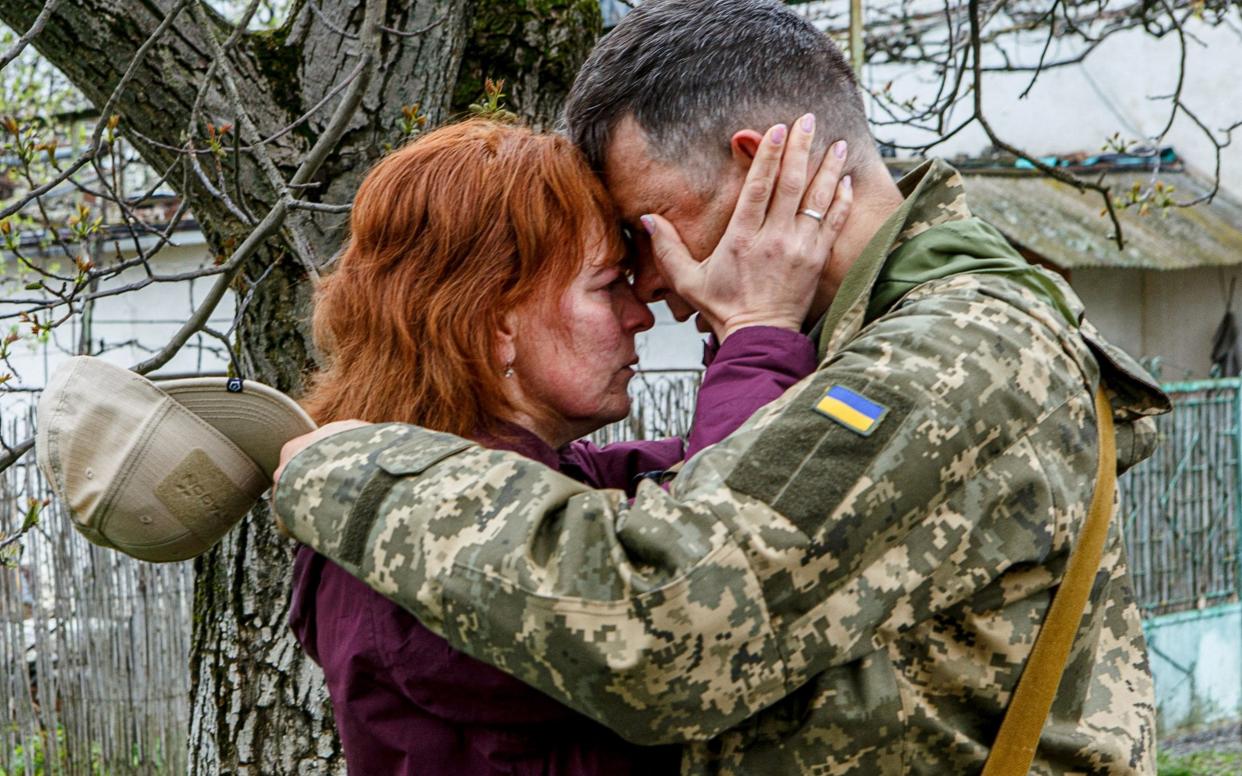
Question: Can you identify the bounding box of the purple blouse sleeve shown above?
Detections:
[559,326,815,493]
[684,326,816,459]
[558,437,685,494]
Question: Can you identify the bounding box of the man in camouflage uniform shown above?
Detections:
[274,1,1169,773]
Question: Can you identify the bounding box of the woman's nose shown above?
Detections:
[622,286,656,333]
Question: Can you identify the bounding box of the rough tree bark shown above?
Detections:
[0,0,601,771]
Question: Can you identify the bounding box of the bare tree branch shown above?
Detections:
[190,0,321,276]
[128,0,390,376]
[0,0,192,227]
[0,0,60,71]
[967,0,1126,247]
[0,438,34,473]
[127,200,286,376]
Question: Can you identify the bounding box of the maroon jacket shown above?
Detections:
[289,327,816,775]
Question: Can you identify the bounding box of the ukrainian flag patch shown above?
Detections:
[814,384,889,436]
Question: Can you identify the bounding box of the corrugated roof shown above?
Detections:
[956,168,1242,270]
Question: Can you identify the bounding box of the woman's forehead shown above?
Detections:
[581,220,630,268]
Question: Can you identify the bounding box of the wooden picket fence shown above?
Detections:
[0,400,192,776]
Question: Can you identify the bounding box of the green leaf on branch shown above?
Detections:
[0,498,47,567]
[468,78,517,122]
[398,103,428,139]
[0,538,21,567]
[21,497,46,533]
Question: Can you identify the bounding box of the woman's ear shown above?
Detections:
[494,310,518,371]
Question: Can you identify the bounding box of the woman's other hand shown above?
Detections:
[640,114,851,341]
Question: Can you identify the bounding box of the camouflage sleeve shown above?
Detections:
[274,285,1096,744]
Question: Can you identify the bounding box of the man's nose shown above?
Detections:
[632,238,696,322]
[631,243,669,305]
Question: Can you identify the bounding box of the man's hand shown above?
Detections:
[641,114,852,341]
[271,419,372,536]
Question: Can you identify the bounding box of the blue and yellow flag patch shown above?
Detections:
[813,384,889,436]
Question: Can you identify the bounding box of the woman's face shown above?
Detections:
[506,236,655,447]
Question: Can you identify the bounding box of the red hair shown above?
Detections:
[301,119,622,436]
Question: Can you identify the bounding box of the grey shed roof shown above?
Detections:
[959,168,1242,270]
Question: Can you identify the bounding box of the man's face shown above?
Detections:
[602,117,743,322]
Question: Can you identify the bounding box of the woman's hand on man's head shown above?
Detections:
[271,419,373,537]
[640,113,852,341]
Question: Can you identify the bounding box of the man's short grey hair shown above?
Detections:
[565,0,873,181]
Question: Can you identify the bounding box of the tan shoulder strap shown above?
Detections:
[982,386,1117,776]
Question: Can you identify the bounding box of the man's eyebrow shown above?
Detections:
[622,203,666,225]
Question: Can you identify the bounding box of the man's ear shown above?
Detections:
[730,129,764,167]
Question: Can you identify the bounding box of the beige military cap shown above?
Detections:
[35,356,316,563]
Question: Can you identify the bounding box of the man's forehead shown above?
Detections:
[601,117,705,220]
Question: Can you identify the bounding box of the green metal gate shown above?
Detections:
[1122,378,1242,616]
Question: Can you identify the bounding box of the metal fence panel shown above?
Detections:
[1122,378,1242,616]
[589,370,702,445]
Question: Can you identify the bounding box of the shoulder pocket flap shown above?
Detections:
[725,373,916,539]
[376,434,474,476]
[1080,326,1170,419]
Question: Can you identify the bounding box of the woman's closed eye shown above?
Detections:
[589,267,626,292]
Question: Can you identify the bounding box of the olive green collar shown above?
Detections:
[815,159,967,361]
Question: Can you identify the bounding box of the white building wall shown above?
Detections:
[1,234,235,401]
[876,19,1242,198]
[1069,269,1146,359]
[1073,266,1242,381]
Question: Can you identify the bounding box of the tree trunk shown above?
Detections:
[0,0,600,771]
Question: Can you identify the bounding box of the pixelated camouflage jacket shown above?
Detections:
[276,159,1171,775]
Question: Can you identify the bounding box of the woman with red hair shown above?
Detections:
[288,118,848,774]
